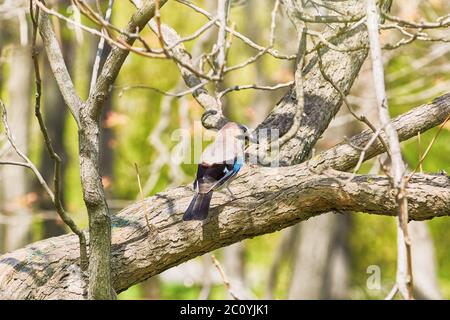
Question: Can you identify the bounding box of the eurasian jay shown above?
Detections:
[183,122,249,221]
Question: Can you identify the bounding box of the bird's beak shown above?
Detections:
[247,130,258,143]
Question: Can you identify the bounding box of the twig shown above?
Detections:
[217,81,293,99]
[30,2,88,270]
[408,113,450,179]
[417,132,423,173]
[1,102,52,198]
[213,0,230,79]
[224,0,280,74]
[294,11,365,24]
[144,0,219,82]
[116,80,209,98]
[74,0,161,53]
[351,128,382,174]
[315,40,391,166]
[385,283,398,300]
[175,0,296,60]
[307,29,367,53]
[381,11,450,29]
[138,17,227,128]
[382,26,449,50]
[34,0,83,123]
[89,0,114,94]
[142,84,188,195]
[198,255,212,300]
[366,0,413,300]
[165,18,218,51]
[0,160,31,168]
[244,24,306,165]
[278,25,306,147]
[34,0,165,60]
[211,255,239,300]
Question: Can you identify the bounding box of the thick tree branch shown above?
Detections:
[308,93,450,172]
[0,169,448,299]
[0,94,448,299]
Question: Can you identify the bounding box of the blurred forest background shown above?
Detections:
[0,0,449,299]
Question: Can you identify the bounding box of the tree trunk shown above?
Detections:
[222,242,250,299]
[0,45,32,252]
[410,221,443,299]
[288,213,350,299]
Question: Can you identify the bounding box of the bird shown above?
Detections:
[183,122,250,221]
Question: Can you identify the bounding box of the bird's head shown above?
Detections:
[235,123,257,146]
[202,122,254,165]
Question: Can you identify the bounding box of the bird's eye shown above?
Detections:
[238,124,248,133]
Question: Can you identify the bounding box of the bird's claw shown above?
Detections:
[226,185,237,200]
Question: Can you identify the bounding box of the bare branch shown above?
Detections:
[34,0,83,124]
[314,41,390,174]
[76,0,169,300]
[410,114,450,177]
[87,0,169,119]
[30,3,88,270]
[176,0,296,60]
[1,100,53,200]
[381,11,450,29]
[211,255,240,300]
[116,81,209,98]
[367,0,412,299]
[0,160,31,169]
[213,0,231,79]
[258,6,369,164]
[89,0,114,94]
[217,81,293,99]
[145,20,227,129]
[294,11,365,24]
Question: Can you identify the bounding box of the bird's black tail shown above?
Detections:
[183,192,213,221]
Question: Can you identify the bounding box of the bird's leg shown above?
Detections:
[225,185,237,200]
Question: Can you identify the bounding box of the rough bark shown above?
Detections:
[261,0,368,165]
[0,91,448,299]
[0,169,448,299]
[78,115,112,299]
